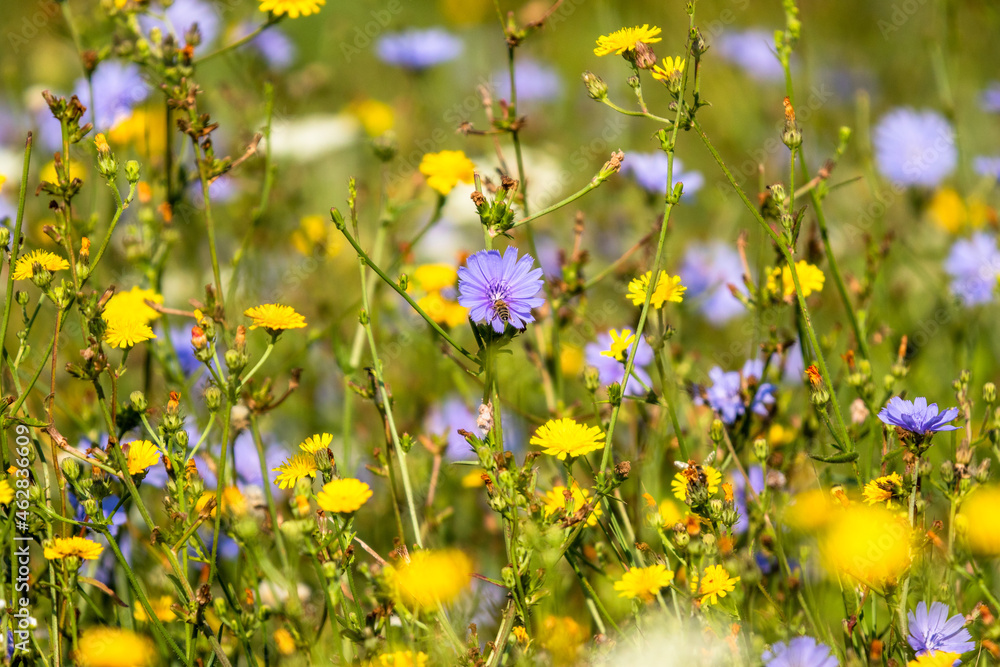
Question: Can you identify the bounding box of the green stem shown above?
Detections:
[336,218,478,366]
[1,134,32,398]
[691,117,852,449]
[356,256,423,548]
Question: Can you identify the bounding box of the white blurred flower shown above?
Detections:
[264,114,360,161]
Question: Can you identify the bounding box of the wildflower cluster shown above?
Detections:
[2,1,1000,666]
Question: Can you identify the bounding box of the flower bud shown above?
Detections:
[814,388,833,406]
[708,498,724,520]
[130,390,148,412]
[769,184,786,205]
[60,457,81,482]
[584,366,601,393]
[124,160,140,184]
[753,437,769,462]
[191,326,208,351]
[710,419,725,444]
[984,382,996,404]
[204,386,222,411]
[606,382,623,406]
[940,462,955,485]
[582,71,608,100]
[371,132,398,162]
[0,228,9,248]
[976,459,991,484]
[225,349,247,375]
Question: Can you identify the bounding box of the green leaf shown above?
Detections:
[809,450,859,464]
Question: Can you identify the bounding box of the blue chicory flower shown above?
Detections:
[424,396,478,459]
[907,601,975,661]
[713,29,786,82]
[376,28,463,70]
[457,247,545,333]
[731,465,765,534]
[943,232,1000,306]
[583,331,654,390]
[678,241,747,325]
[139,0,222,49]
[973,156,1000,181]
[980,82,1000,113]
[872,108,957,188]
[234,21,296,69]
[621,152,704,198]
[762,636,837,667]
[73,60,150,132]
[697,359,776,425]
[493,59,562,103]
[877,396,959,434]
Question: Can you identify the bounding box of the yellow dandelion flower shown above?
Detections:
[862,472,904,508]
[593,25,662,56]
[272,453,318,489]
[274,628,296,656]
[386,549,472,610]
[560,343,584,377]
[44,536,104,562]
[76,627,156,667]
[244,304,307,332]
[102,286,163,325]
[540,616,587,666]
[413,263,458,292]
[530,417,604,460]
[959,486,1000,555]
[656,498,683,528]
[417,291,469,328]
[699,564,740,606]
[290,214,342,257]
[13,249,70,280]
[651,56,686,82]
[300,432,333,453]
[461,470,486,488]
[671,465,722,502]
[108,106,168,155]
[627,271,686,308]
[348,99,395,137]
[600,328,636,361]
[373,650,429,667]
[0,479,13,504]
[134,595,177,623]
[768,423,795,446]
[541,483,602,527]
[0,173,5,193]
[614,563,675,602]
[258,0,324,18]
[223,486,248,517]
[769,260,825,298]
[194,486,245,518]
[316,478,373,513]
[104,318,156,349]
[512,626,530,645]
[418,150,475,196]
[821,504,911,586]
[783,488,840,532]
[125,439,160,476]
[908,652,961,667]
[40,158,87,184]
